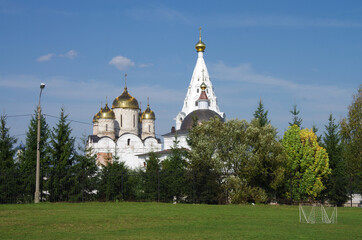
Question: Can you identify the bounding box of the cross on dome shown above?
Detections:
[124,73,127,89]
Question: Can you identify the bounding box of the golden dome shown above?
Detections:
[112,87,139,109]
[141,104,156,120]
[200,82,207,91]
[195,40,206,52]
[92,109,102,123]
[99,104,115,119]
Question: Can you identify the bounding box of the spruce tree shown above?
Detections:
[0,115,18,203]
[322,114,348,206]
[312,124,322,143]
[161,137,188,202]
[289,104,302,127]
[71,136,98,202]
[98,161,129,201]
[19,110,49,202]
[253,99,270,127]
[47,107,76,202]
[341,85,362,204]
[144,152,161,201]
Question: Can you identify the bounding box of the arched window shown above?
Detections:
[133,115,135,127]
[106,124,108,131]
[121,114,123,127]
[197,88,199,93]
[127,139,130,146]
[149,125,150,132]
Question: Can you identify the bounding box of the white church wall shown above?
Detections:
[117,133,145,169]
[144,137,161,153]
[113,108,139,137]
[163,134,189,150]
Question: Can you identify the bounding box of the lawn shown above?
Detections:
[0,202,361,239]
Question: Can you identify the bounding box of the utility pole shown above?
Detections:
[35,83,45,203]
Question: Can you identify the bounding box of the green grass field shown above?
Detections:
[0,202,361,239]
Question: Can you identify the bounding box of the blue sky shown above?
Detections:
[1,0,361,145]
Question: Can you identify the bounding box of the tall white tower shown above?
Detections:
[175,27,224,130]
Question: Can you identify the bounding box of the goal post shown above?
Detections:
[299,204,337,224]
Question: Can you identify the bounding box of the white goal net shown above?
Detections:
[299,204,337,224]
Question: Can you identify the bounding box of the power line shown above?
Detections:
[44,114,92,126]
[6,114,32,118]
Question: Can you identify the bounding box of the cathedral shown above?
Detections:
[88,29,224,168]
[87,80,162,168]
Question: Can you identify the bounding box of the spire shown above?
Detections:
[147,97,150,108]
[195,26,206,52]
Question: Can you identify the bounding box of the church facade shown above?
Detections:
[87,82,162,169]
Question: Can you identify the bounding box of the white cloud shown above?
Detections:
[109,56,135,71]
[127,5,191,24]
[211,62,297,89]
[0,75,40,89]
[37,53,55,62]
[59,50,78,59]
[139,63,153,68]
[211,15,362,28]
[37,50,78,62]
[209,61,355,133]
[211,62,353,99]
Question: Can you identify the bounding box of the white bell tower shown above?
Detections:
[175,27,224,130]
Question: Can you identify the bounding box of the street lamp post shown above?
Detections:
[35,83,45,203]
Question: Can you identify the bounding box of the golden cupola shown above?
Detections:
[195,27,206,52]
[112,87,139,109]
[92,109,102,123]
[141,104,156,120]
[200,82,207,91]
[99,104,116,119]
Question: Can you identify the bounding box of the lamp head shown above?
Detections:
[40,83,45,89]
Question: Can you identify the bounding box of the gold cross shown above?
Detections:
[125,73,127,88]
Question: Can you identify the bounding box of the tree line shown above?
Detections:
[0,86,361,205]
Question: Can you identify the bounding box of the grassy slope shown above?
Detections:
[0,202,361,240]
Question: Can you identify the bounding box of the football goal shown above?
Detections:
[299,204,337,224]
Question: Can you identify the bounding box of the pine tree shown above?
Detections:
[143,152,161,201]
[253,99,270,127]
[312,124,322,143]
[161,136,188,202]
[71,136,98,202]
[98,161,129,201]
[0,115,18,203]
[19,110,49,202]
[322,114,348,206]
[341,85,362,204]
[47,107,76,202]
[289,104,302,127]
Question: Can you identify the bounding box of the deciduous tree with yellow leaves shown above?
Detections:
[282,125,331,201]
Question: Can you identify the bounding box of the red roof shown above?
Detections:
[198,90,208,100]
